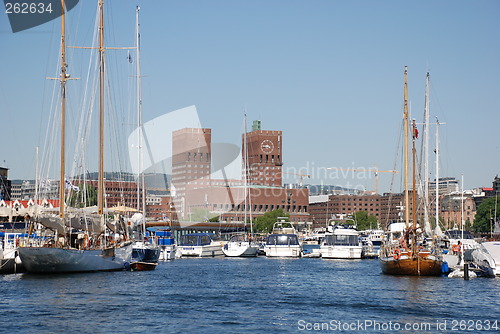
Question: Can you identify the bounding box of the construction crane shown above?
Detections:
[327,167,398,194]
[282,172,311,187]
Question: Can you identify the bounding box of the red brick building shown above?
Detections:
[244,129,283,187]
[171,124,309,226]
[309,194,381,228]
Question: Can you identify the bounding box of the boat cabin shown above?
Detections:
[266,234,300,246]
[179,233,220,246]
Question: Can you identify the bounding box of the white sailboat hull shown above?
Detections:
[18,243,133,273]
[222,242,258,257]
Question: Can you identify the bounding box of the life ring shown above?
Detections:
[393,249,401,260]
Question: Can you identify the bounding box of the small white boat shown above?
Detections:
[448,267,477,279]
[177,233,224,257]
[480,241,500,276]
[320,226,362,259]
[0,232,25,274]
[264,221,302,258]
[222,234,258,257]
[366,229,384,247]
[155,228,176,261]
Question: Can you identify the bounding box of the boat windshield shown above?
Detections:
[323,234,359,246]
[266,234,299,246]
[229,235,247,242]
[445,230,474,239]
[180,234,213,246]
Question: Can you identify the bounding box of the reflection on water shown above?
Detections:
[1,258,499,333]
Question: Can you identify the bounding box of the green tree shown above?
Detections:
[353,211,378,231]
[68,184,97,208]
[253,209,289,233]
[189,208,211,222]
[473,196,499,233]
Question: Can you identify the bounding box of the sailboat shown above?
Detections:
[222,115,259,257]
[379,67,444,276]
[130,6,160,271]
[18,0,133,273]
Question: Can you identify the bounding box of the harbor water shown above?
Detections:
[1,258,499,333]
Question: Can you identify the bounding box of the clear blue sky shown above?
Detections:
[1,0,499,193]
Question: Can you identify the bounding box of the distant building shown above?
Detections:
[73,179,140,209]
[244,129,283,187]
[146,194,174,222]
[472,175,500,208]
[170,123,309,227]
[309,194,381,229]
[429,177,460,195]
[0,167,11,201]
[11,180,37,200]
[379,191,426,228]
[440,192,476,228]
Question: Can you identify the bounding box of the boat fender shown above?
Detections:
[393,249,401,260]
[441,261,449,274]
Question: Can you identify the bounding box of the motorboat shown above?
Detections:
[177,233,224,257]
[264,220,302,258]
[222,234,259,257]
[0,232,25,274]
[155,227,176,261]
[479,241,500,276]
[320,226,362,259]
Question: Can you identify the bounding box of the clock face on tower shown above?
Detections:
[261,139,274,154]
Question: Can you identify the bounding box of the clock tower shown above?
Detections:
[243,122,282,187]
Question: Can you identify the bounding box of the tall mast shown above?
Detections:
[423,72,430,228]
[403,66,410,226]
[136,6,146,236]
[97,0,105,215]
[461,174,464,240]
[59,0,68,218]
[435,118,440,230]
[411,119,418,228]
[243,113,247,229]
[35,146,39,218]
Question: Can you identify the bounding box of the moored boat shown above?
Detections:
[18,0,133,273]
[222,234,259,257]
[155,227,176,260]
[379,67,443,276]
[0,232,25,274]
[130,261,158,271]
[320,225,362,259]
[177,233,224,257]
[264,220,302,258]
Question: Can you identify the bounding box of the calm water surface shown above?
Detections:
[1,258,499,333]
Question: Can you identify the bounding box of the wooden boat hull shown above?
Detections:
[379,254,443,276]
[130,261,158,271]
